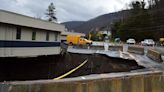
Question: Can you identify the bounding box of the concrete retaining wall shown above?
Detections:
[128,46,144,55]
[90,46,104,50]
[147,49,163,63]
[0,72,163,92]
[108,45,123,51]
[75,45,123,51]
[90,46,123,51]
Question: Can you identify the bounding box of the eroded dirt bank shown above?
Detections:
[0,53,144,81]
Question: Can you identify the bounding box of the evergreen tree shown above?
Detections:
[130,0,145,14]
[46,3,57,22]
[158,0,164,8]
[111,0,164,41]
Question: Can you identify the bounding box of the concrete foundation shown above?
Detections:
[0,72,163,92]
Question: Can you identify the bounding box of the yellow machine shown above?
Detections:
[66,35,92,45]
[160,38,164,41]
[160,38,164,46]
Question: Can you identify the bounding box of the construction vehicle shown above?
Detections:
[160,38,164,46]
[66,35,92,45]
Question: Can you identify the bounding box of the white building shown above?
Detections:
[0,10,65,57]
[99,30,111,36]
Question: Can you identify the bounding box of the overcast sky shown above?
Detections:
[0,0,134,22]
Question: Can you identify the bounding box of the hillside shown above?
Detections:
[62,21,85,31]
[63,10,129,33]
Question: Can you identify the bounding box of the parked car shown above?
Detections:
[141,39,155,46]
[114,38,121,43]
[126,38,136,44]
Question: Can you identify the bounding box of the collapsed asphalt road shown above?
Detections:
[0,53,144,81]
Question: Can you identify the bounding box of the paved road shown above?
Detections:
[67,45,164,81]
[92,42,163,52]
[68,43,164,69]
[118,44,164,71]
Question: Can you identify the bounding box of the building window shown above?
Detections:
[16,27,21,40]
[46,32,49,41]
[32,31,36,40]
[54,33,58,41]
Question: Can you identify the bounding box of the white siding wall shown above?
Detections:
[0,24,61,42]
[49,32,60,42]
[0,24,6,40]
[36,30,46,41]
[57,33,60,41]
[21,27,32,41]
[0,23,61,57]
[0,24,15,40]
[61,35,66,41]
[0,24,15,57]
[0,47,61,57]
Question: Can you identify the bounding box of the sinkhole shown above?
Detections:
[0,53,144,81]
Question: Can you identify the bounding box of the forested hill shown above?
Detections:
[62,21,85,31]
[62,10,129,33]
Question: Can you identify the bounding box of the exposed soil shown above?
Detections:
[0,53,144,81]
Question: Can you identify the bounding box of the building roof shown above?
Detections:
[0,10,65,32]
[61,31,85,37]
